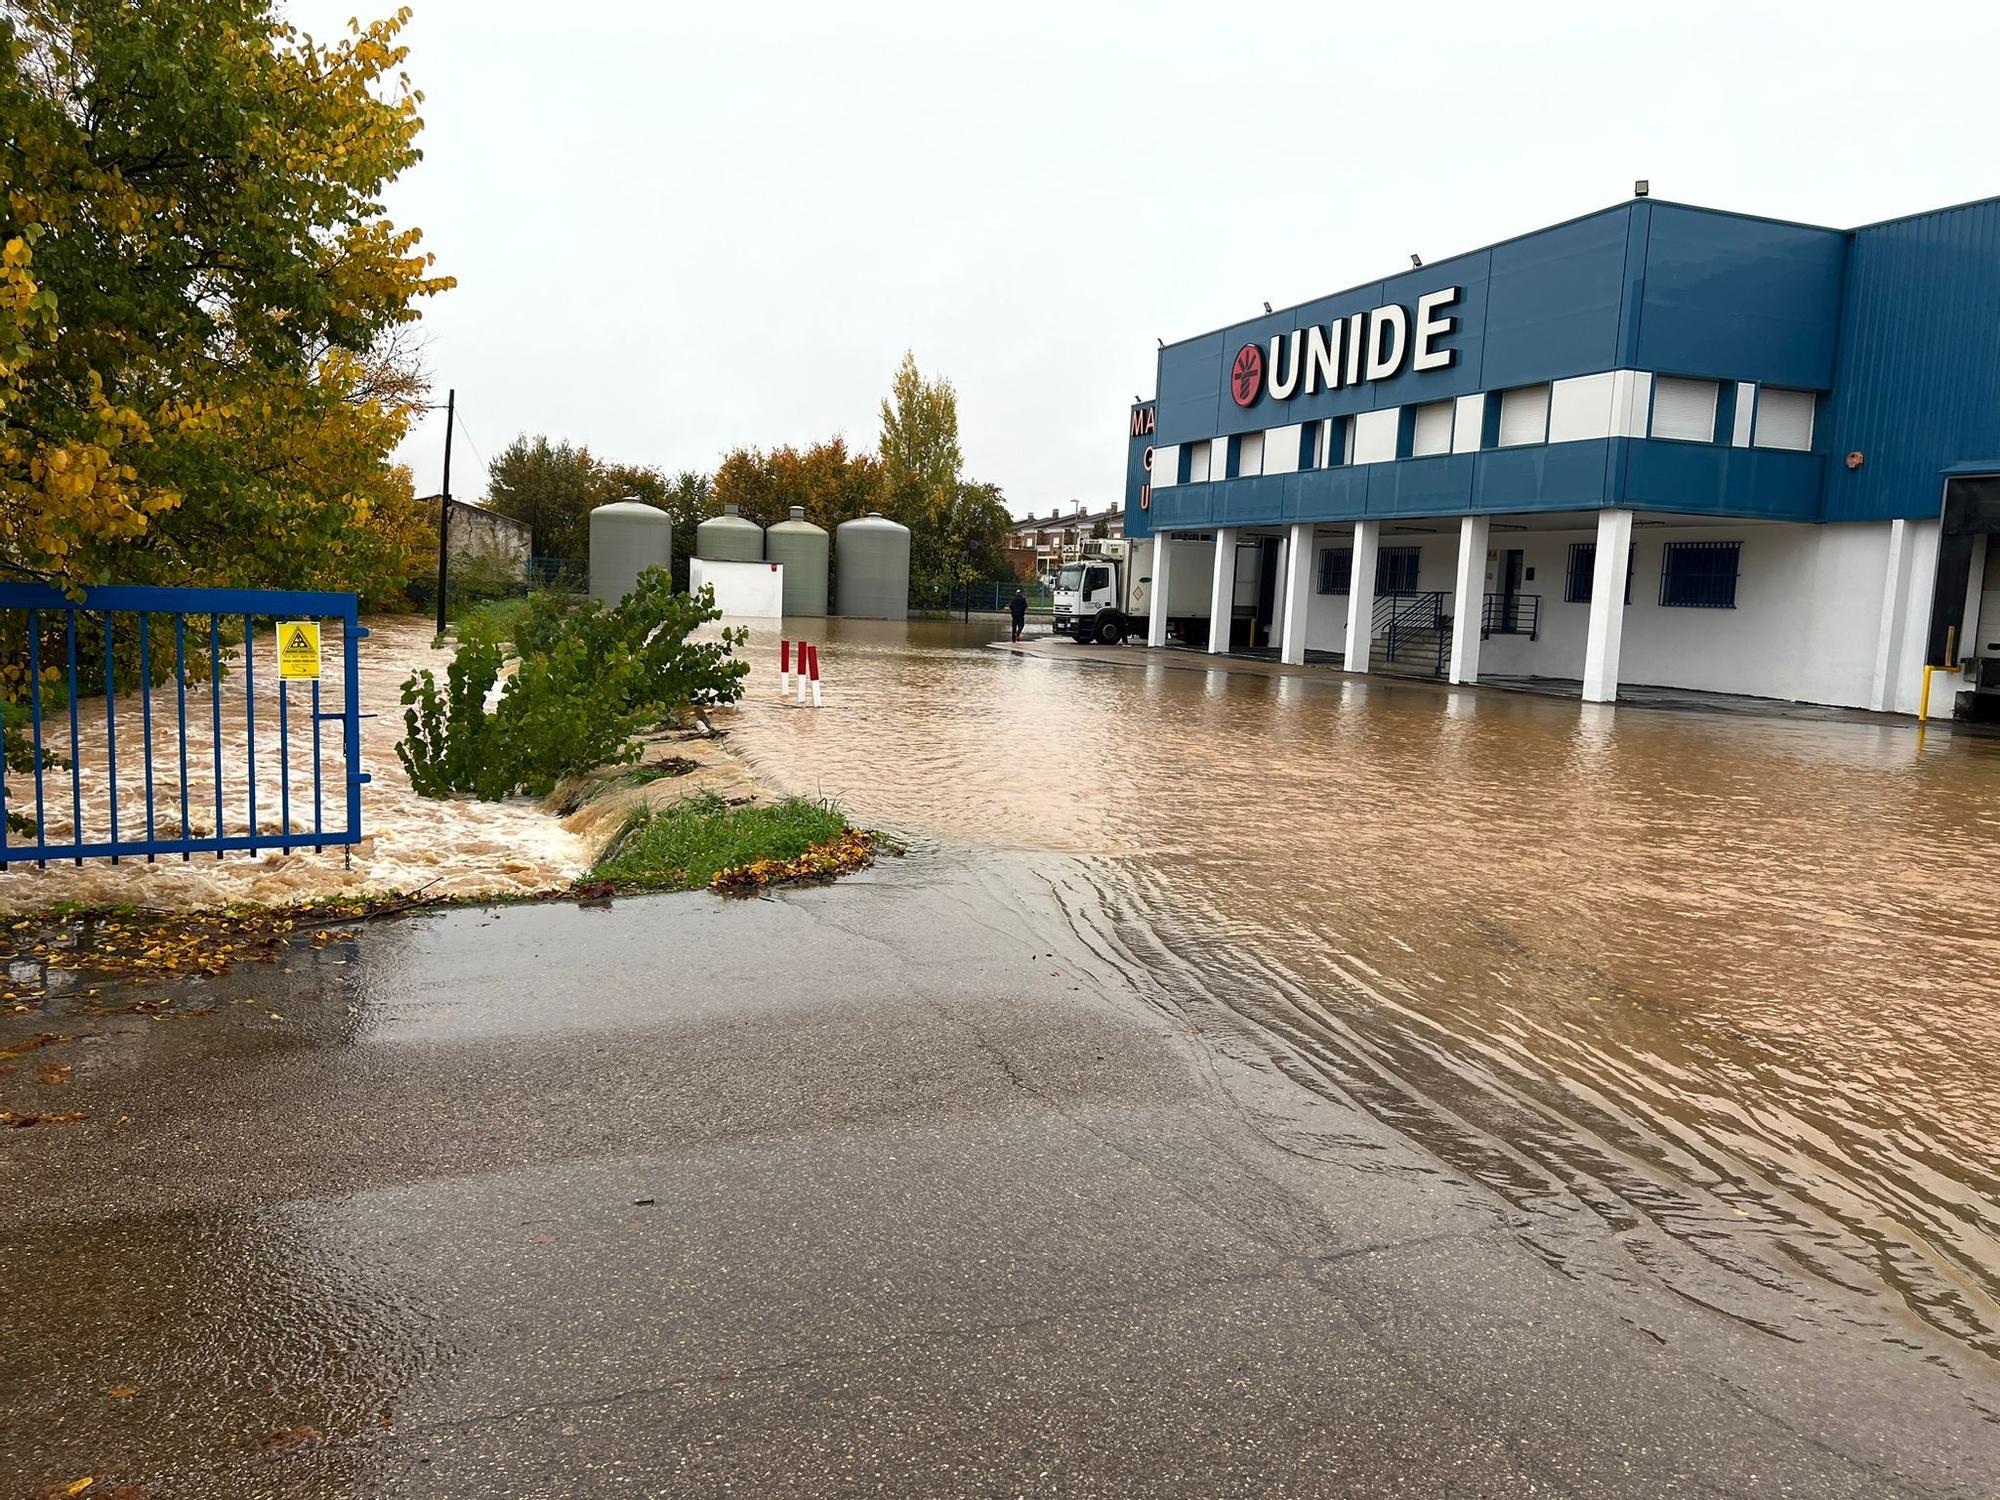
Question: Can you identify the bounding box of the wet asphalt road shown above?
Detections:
[4,851,1998,1498]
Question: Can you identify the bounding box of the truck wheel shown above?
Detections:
[1096,615,1124,646]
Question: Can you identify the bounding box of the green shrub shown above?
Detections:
[395,626,507,799]
[396,569,749,801]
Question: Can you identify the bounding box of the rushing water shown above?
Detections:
[728,617,2000,1367]
[1,615,588,911]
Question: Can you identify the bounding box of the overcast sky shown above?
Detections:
[287,1,2000,520]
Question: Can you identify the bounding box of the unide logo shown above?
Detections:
[1225,287,1461,406]
[1230,343,1264,407]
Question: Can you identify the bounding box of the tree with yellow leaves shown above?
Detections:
[0,0,452,590]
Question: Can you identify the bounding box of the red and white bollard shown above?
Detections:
[807,643,822,707]
[796,640,811,704]
[779,638,792,696]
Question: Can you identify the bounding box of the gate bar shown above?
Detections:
[104,614,119,863]
[65,612,81,867]
[175,617,189,862]
[140,613,156,860]
[29,610,45,866]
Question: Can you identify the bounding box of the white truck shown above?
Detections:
[1050,536,1214,646]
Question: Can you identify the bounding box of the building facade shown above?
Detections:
[1123,195,2000,715]
[1008,503,1126,583]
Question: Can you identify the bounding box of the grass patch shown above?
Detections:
[590,793,860,894]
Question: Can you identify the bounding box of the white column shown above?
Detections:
[1870,518,1913,711]
[1279,522,1314,665]
[1449,514,1490,684]
[1344,521,1380,672]
[1582,508,1634,704]
[1207,526,1238,654]
[1146,532,1173,648]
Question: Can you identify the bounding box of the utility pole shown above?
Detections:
[433,387,455,638]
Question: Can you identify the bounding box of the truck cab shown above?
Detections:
[1052,550,1129,644]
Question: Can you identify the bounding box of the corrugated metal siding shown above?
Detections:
[1824,199,2000,522]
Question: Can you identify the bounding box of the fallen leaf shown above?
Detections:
[106,1385,139,1399]
[529,1235,556,1245]
[38,1062,74,1086]
[2,1110,87,1129]
[258,1426,320,1454]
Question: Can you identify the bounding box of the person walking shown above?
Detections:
[1009,587,1028,643]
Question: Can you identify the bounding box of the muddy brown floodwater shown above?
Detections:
[727,617,2000,1371]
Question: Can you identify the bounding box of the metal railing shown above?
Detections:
[943,580,1053,614]
[1,584,368,868]
[1371,591,1447,667]
[1481,592,1540,639]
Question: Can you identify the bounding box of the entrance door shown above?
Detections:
[1252,538,1280,649]
[1499,548,1525,632]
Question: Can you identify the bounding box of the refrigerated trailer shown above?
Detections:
[1050,536,1214,645]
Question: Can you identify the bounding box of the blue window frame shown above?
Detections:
[1659,540,1741,608]
[1565,542,1633,604]
[1376,546,1420,594]
[1317,547,1351,594]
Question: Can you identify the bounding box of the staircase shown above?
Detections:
[1371,624,1448,677]
[1369,592,1451,678]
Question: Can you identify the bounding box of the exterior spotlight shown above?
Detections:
[1410,253,1423,268]
[1262,301,1272,313]
[1156,337,1163,347]
[1635,179,1650,197]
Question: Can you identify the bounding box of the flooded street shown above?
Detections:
[9,615,2000,1498]
[728,619,2000,1368]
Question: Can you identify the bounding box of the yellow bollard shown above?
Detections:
[1920,664,1934,723]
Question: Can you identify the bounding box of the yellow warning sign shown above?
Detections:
[277,620,321,680]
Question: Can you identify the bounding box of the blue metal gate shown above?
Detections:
[1,584,370,868]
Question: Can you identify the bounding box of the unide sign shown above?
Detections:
[1230,287,1460,408]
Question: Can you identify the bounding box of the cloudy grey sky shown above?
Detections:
[288,1,2000,519]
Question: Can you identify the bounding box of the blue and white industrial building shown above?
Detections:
[1122,193,2000,716]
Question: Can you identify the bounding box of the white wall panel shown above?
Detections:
[1731,383,1757,447]
[1185,440,1212,484]
[1152,444,1178,489]
[1263,424,1301,475]
[1611,371,1652,438]
[1451,394,1485,453]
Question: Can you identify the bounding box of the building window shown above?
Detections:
[1235,429,1265,478]
[1564,542,1633,604]
[1659,539,1741,608]
[1351,408,1399,464]
[1754,387,1815,451]
[1377,545,1420,594]
[1317,547,1352,594]
[1650,377,1720,442]
[1410,400,1454,457]
[1496,384,1551,447]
